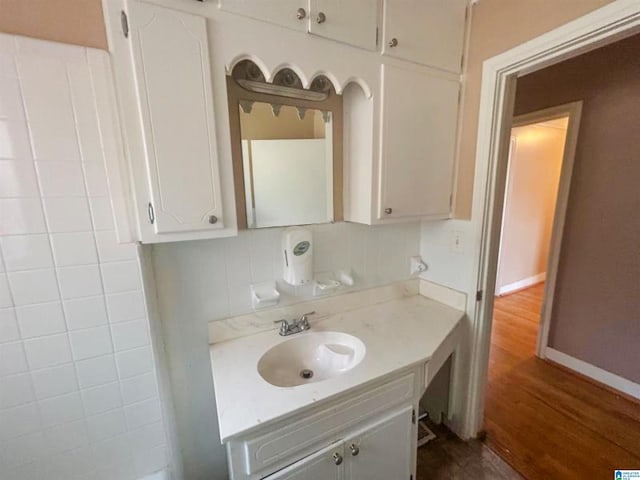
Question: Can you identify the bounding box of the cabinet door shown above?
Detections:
[379,63,458,220]
[219,0,309,32]
[265,442,345,480]
[127,1,224,234]
[383,0,467,73]
[344,406,414,480]
[309,0,379,51]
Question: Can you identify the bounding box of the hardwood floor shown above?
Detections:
[484,283,640,479]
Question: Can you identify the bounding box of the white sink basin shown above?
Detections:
[257,331,366,387]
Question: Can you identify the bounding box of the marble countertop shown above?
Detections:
[209,294,464,442]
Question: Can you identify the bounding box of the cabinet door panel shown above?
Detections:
[345,406,413,480]
[219,0,309,32]
[383,0,467,73]
[128,1,223,234]
[379,64,458,219]
[265,442,344,480]
[309,0,379,51]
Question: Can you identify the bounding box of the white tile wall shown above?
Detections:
[0,34,171,480]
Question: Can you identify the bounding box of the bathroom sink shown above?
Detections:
[257,331,366,387]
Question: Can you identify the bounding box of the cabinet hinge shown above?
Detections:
[412,409,416,425]
[375,27,379,46]
[121,10,129,38]
[147,202,155,225]
[476,290,483,302]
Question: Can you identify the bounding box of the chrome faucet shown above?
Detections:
[274,311,315,336]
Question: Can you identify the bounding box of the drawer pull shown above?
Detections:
[350,444,360,456]
[332,452,343,465]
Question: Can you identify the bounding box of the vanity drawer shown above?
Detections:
[238,373,415,476]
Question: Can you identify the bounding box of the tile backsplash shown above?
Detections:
[0,34,171,480]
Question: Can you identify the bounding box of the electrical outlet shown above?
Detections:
[450,230,464,253]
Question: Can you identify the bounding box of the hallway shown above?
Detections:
[484,284,640,478]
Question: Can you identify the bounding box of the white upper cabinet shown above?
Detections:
[219,0,309,33]
[379,63,459,220]
[382,0,468,73]
[308,0,379,51]
[127,1,224,237]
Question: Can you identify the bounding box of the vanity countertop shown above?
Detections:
[209,294,464,442]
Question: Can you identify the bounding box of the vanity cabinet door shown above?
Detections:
[344,406,414,480]
[264,442,345,480]
[382,0,467,73]
[127,1,224,236]
[219,0,310,33]
[308,0,379,51]
[378,63,459,220]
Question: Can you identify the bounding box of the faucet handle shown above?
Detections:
[273,319,290,335]
[299,311,315,329]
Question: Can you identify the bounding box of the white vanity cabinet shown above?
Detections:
[225,372,420,480]
[266,406,413,480]
[382,0,468,73]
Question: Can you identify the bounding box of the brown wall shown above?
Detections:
[0,0,107,49]
[514,34,640,383]
[455,0,614,219]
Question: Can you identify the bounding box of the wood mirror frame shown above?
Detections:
[226,61,343,229]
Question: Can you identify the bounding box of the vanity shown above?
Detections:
[209,285,464,479]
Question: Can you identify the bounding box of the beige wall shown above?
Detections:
[497,123,565,291]
[454,0,614,219]
[0,0,107,49]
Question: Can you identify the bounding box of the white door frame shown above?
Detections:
[464,0,640,438]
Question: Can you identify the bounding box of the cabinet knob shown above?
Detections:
[316,12,326,24]
[349,444,360,456]
[388,37,398,48]
[332,452,343,465]
[208,215,218,224]
[385,208,393,215]
[296,7,306,20]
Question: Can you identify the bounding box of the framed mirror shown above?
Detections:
[227,61,343,229]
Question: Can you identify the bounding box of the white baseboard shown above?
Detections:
[545,347,640,400]
[497,272,546,296]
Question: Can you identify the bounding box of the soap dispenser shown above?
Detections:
[282,227,313,286]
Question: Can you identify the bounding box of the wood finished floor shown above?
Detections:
[484,284,640,479]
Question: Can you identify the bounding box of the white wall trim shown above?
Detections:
[419,279,467,312]
[497,272,546,296]
[545,348,640,401]
[464,0,640,439]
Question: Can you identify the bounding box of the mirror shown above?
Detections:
[239,103,333,228]
[227,61,343,229]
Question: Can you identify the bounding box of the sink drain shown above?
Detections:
[300,369,314,380]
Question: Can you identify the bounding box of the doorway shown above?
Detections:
[495,103,579,358]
